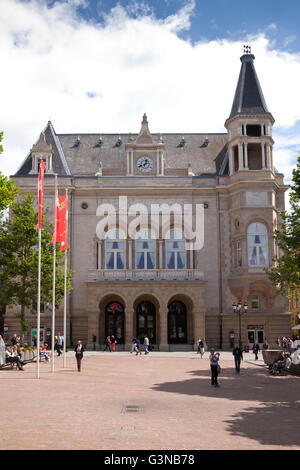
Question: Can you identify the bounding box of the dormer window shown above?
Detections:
[32,154,52,174]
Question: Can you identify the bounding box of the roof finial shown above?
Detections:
[243,44,251,55]
[142,113,148,124]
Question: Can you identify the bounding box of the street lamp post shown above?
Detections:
[232,300,248,349]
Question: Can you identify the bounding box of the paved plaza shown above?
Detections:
[1,351,299,450]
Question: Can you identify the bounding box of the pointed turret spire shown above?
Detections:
[228,50,271,120]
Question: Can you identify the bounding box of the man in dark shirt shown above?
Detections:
[233,345,243,373]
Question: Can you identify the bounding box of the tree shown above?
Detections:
[266,154,300,297]
[0,131,19,334]
[0,192,72,338]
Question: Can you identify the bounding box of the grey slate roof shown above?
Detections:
[15,121,71,177]
[228,54,271,119]
[14,123,229,177]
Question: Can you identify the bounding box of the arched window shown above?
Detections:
[247,223,268,267]
[168,301,187,344]
[135,229,156,270]
[136,301,156,343]
[105,229,125,270]
[165,229,186,269]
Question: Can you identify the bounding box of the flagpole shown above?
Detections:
[51,174,57,373]
[36,227,41,379]
[35,159,45,379]
[63,188,68,368]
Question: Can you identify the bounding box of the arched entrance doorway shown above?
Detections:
[105,301,125,344]
[136,301,156,344]
[168,301,187,344]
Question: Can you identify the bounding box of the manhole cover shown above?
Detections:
[122,404,144,414]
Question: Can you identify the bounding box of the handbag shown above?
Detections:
[217,364,221,374]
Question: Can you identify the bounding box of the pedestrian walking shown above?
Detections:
[11,334,17,346]
[232,344,243,373]
[252,340,260,360]
[262,339,269,350]
[282,336,288,353]
[92,334,97,351]
[196,338,201,354]
[57,333,63,356]
[200,338,205,358]
[103,336,112,352]
[287,337,293,354]
[0,335,6,366]
[135,338,142,355]
[74,340,84,372]
[209,349,220,387]
[144,335,149,355]
[111,335,117,352]
[130,338,137,353]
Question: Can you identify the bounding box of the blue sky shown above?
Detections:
[47,0,300,53]
[1,0,300,198]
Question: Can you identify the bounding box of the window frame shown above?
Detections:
[104,229,126,270]
[247,222,268,267]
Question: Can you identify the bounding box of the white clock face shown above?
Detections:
[136,156,154,173]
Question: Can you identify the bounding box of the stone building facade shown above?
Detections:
[7,52,291,350]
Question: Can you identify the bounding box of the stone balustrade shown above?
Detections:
[87,269,204,281]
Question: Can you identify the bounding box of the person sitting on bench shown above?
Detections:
[5,347,24,370]
[39,343,50,362]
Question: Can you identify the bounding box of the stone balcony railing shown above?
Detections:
[87,269,204,281]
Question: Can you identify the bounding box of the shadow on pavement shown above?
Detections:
[152,366,300,447]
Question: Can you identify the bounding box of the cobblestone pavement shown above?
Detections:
[1,351,299,450]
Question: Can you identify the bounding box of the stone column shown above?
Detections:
[238,143,243,170]
[128,240,133,270]
[244,142,248,169]
[261,142,266,169]
[229,147,234,175]
[193,307,206,350]
[97,241,102,269]
[158,306,169,351]
[126,151,130,175]
[125,307,134,351]
[159,240,164,269]
[266,144,271,169]
[87,310,99,350]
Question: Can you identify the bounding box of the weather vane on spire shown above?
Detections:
[243,44,251,55]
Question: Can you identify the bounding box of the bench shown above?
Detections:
[0,352,41,370]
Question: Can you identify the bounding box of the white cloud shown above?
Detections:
[0,0,300,200]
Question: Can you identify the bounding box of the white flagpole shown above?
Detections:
[63,188,68,368]
[36,227,41,379]
[51,174,57,373]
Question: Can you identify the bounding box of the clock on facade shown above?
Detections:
[136,156,154,173]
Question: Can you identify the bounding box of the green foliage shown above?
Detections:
[0,192,72,334]
[0,131,3,154]
[266,154,300,296]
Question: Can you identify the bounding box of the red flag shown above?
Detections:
[51,186,59,245]
[34,159,46,231]
[52,193,68,251]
